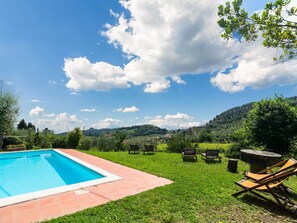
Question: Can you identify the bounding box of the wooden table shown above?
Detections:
[240,149,282,173]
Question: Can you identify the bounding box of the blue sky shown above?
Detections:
[1,0,297,133]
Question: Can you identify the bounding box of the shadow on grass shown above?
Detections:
[182,159,197,163]
[238,194,297,219]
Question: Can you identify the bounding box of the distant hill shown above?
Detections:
[83,124,168,137]
[194,96,297,141]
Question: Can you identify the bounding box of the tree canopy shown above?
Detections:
[218,0,297,61]
[245,96,297,154]
[0,93,19,134]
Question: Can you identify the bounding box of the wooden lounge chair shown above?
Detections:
[143,145,155,155]
[233,167,297,212]
[182,148,197,162]
[128,145,140,154]
[201,150,222,163]
[245,158,297,181]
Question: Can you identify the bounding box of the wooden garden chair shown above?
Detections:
[182,148,197,162]
[143,145,155,155]
[201,149,222,163]
[233,167,297,212]
[128,145,140,154]
[245,158,297,181]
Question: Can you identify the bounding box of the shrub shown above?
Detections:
[67,128,82,149]
[2,136,23,149]
[167,134,191,153]
[52,136,67,148]
[79,137,92,150]
[225,143,242,159]
[92,135,117,151]
[157,143,168,152]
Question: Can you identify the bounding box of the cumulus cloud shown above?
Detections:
[32,113,82,133]
[91,118,122,129]
[211,40,297,92]
[80,108,97,112]
[29,106,44,116]
[145,112,202,129]
[64,57,130,92]
[63,0,296,93]
[64,0,237,93]
[116,106,139,113]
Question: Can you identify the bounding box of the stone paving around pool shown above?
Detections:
[0,149,173,223]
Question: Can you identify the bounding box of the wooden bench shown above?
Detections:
[143,145,155,155]
[201,149,222,163]
[182,148,197,162]
[128,145,140,154]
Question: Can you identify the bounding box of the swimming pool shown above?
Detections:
[0,149,121,207]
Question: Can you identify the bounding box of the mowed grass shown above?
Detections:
[47,151,297,223]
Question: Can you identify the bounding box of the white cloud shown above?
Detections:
[30,99,40,103]
[29,106,44,116]
[49,80,57,87]
[80,108,97,112]
[64,0,236,93]
[146,112,202,129]
[32,113,82,133]
[91,118,122,129]
[70,91,80,96]
[63,0,296,93]
[116,106,139,113]
[211,40,297,92]
[64,57,130,92]
[43,113,56,117]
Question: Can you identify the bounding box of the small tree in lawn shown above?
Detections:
[245,96,297,154]
[67,127,83,149]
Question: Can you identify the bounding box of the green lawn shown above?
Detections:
[47,151,297,223]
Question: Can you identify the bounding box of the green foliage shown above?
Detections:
[156,143,168,152]
[218,0,297,60]
[79,137,92,150]
[167,133,191,153]
[225,143,242,159]
[0,93,19,134]
[196,143,232,154]
[2,136,23,150]
[25,129,35,150]
[245,96,297,154]
[91,135,117,151]
[52,135,67,148]
[83,124,167,137]
[67,128,83,149]
[17,119,27,130]
[114,131,127,151]
[198,129,213,142]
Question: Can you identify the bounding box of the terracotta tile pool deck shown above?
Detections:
[0,149,173,223]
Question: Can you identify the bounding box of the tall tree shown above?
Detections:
[0,93,19,134]
[67,127,83,149]
[218,0,297,61]
[245,96,297,154]
[17,119,28,130]
[27,122,36,131]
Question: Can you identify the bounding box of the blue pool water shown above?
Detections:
[0,150,105,198]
